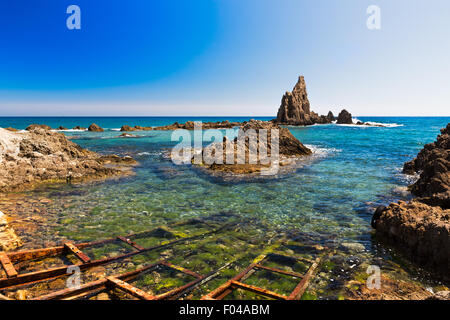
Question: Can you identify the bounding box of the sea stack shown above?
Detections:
[276,76,333,126]
[336,109,353,124]
[88,123,104,132]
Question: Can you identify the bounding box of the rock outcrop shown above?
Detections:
[403,123,450,208]
[0,128,136,193]
[189,120,312,175]
[336,109,353,124]
[373,123,450,279]
[276,76,334,126]
[26,124,52,131]
[88,123,104,132]
[0,211,22,251]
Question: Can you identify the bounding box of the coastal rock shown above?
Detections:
[276,76,333,126]
[73,126,86,130]
[191,120,311,175]
[153,120,240,131]
[4,127,18,132]
[26,124,52,131]
[327,111,335,122]
[120,125,138,132]
[373,201,449,277]
[88,123,104,132]
[57,126,68,130]
[0,127,136,193]
[336,109,353,124]
[0,211,22,251]
[403,123,450,208]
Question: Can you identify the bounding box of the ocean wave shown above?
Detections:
[335,118,404,128]
[305,145,341,157]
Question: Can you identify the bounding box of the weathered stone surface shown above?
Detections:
[373,201,449,278]
[191,120,311,175]
[403,123,450,208]
[26,124,52,131]
[336,109,353,124]
[0,211,22,251]
[0,127,136,193]
[88,123,104,132]
[276,76,334,126]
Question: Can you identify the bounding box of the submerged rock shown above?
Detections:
[276,76,334,126]
[0,211,22,251]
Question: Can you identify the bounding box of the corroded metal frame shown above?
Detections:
[201,251,321,300]
[0,220,227,291]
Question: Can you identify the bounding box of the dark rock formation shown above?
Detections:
[403,123,450,208]
[336,109,353,124]
[276,76,334,126]
[88,123,104,132]
[57,126,68,130]
[73,126,87,130]
[327,111,335,122]
[153,121,240,131]
[0,128,136,193]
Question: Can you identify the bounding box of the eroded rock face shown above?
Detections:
[276,76,334,126]
[191,120,311,175]
[403,123,450,208]
[88,123,104,132]
[0,128,136,193]
[336,109,353,124]
[374,123,450,278]
[374,201,449,277]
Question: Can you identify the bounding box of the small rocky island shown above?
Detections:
[372,123,450,278]
[190,119,312,176]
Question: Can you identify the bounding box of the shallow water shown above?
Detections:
[1,116,449,298]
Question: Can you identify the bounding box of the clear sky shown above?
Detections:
[0,0,449,116]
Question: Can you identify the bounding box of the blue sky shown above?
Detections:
[0,0,449,116]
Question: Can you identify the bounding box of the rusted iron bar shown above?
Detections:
[254,264,303,279]
[160,261,202,279]
[64,242,91,263]
[0,225,228,290]
[230,281,287,300]
[117,236,145,251]
[0,252,18,278]
[33,261,204,301]
[287,257,320,300]
[106,277,155,300]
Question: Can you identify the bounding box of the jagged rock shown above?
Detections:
[26,124,52,131]
[276,76,333,125]
[327,111,335,122]
[88,123,104,132]
[191,120,311,175]
[403,123,450,208]
[0,211,22,251]
[120,125,138,132]
[336,109,353,124]
[0,127,136,192]
[73,126,86,130]
[153,121,240,131]
[57,126,68,130]
[373,201,449,278]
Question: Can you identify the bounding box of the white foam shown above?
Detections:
[336,118,403,128]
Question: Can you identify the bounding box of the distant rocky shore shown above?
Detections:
[372,123,450,278]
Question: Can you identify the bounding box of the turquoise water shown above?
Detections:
[2,116,448,243]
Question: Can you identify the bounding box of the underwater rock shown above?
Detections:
[88,123,104,132]
[276,76,334,126]
[336,109,353,124]
[0,127,137,193]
